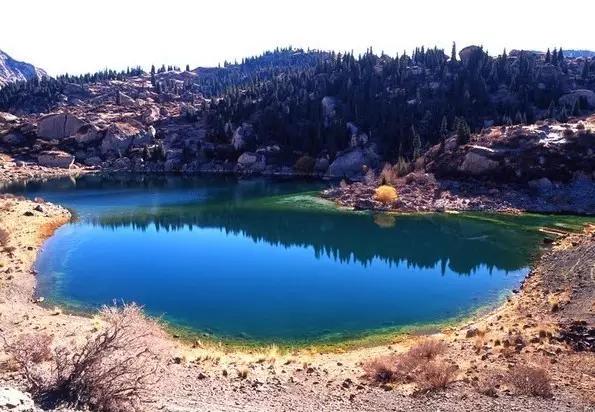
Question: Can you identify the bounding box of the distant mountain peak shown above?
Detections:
[0,49,47,88]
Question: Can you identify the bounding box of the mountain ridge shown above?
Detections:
[0,49,47,88]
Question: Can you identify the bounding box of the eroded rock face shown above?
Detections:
[37,150,75,168]
[101,123,154,156]
[327,147,380,179]
[37,113,86,139]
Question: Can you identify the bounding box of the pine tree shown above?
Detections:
[456,117,471,145]
[450,42,457,63]
[411,125,422,159]
[545,48,551,63]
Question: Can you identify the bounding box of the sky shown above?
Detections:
[2,0,594,76]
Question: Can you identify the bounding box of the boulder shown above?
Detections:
[1,132,25,145]
[101,124,134,155]
[528,177,554,191]
[236,152,265,173]
[74,123,102,145]
[321,96,339,127]
[458,45,486,66]
[112,157,132,170]
[0,112,18,123]
[0,387,38,412]
[458,152,499,175]
[131,126,156,148]
[141,105,160,125]
[314,157,330,174]
[327,147,380,179]
[37,113,86,139]
[231,123,257,150]
[84,156,102,167]
[116,91,137,107]
[559,89,595,109]
[37,150,74,168]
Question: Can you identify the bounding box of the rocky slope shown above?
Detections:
[0,49,47,88]
[323,115,595,214]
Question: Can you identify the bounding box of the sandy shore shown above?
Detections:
[0,176,593,411]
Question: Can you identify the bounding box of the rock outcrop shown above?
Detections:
[37,113,86,139]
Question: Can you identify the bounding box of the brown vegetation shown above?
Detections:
[363,339,455,392]
[507,365,552,397]
[374,185,398,204]
[293,155,315,175]
[2,303,163,412]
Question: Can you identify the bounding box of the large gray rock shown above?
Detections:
[101,123,154,155]
[0,387,39,411]
[141,105,160,125]
[37,113,86,139]
[559,89,595,109]
[458,152,499,175]
[231,123,257,150]
[327,147,380,178]
[236,152,265,173]
[74,123,102,145]
[38,150,75,168]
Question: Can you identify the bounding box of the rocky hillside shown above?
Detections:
[0,49,47,88]
[0,46,594,184]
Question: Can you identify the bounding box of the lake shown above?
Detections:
[3,174,588,344]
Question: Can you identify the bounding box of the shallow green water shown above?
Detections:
[3,174,592,344]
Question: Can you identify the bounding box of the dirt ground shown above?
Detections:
[0,182,593,411]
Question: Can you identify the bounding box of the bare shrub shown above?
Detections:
[0,228,9,246]
[475,371,503,397]
[363,339,451,387]
[507,365,552,397]
[362,355,398,383]
[293,155,315,175]
[363,168,377,185]
[379,163,398,186]
[5,303,163,411]
[374,185,398,204]
[414,360,457,393]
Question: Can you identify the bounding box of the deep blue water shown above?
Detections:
[3,174,582,343]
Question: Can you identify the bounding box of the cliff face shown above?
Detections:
[0,49,47,88]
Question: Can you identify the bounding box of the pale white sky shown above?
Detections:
[2,0,593,76]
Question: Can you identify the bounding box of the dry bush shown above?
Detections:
[293,155,315,175]
[363,339,452,388]
[362,355,398,383]
[4,303,163,412]
[0,228,9,246]
[414,361,457,393]
[374,185,398,204]
[4,333,53,364]
[475,371,504,397]
[507,365,552,397]
[379,163,399,186]
[394,156,411,177]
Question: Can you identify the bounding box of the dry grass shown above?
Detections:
[379,163,399,186]
[3,303,164,411]
[374,185,398,204]
[407,339,447,360]
[507,365,552,397]
[362,355,398,383]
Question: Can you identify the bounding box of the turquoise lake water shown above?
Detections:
[3,174,589,343]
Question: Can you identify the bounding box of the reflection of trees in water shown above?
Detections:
[95,206,540,275]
